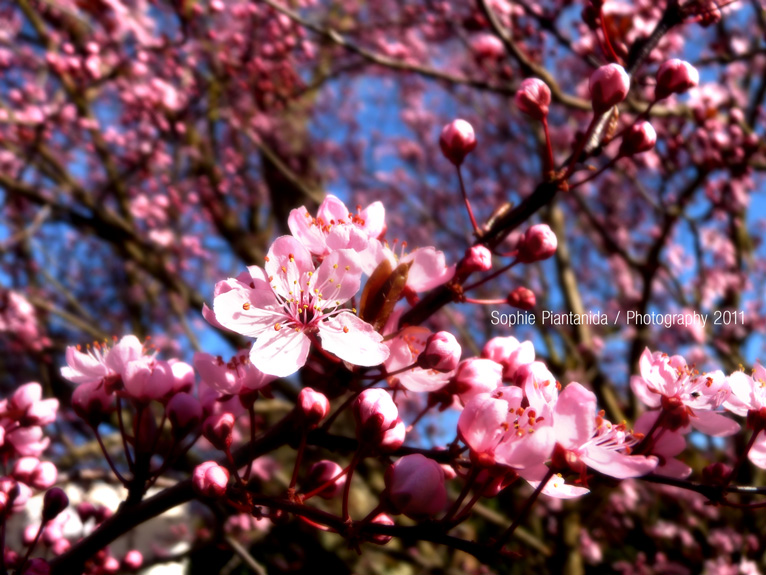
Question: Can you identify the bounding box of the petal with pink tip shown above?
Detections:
[288,206,329,255]
[249,326,311,377]
[691,410,740,437]
[582,448,658,479]
[554,382,596,448]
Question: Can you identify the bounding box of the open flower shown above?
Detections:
[213,236,389,377]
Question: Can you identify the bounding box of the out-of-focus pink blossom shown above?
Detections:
[482,336,535,381]
[619,121,657,156]
[460,245,493,273]
[167,392,203,438]
[194,351,275,395]
[655,59,699,100]
[452,358,503,403]
[507,287,536,310]
[518,224,557,263]
[305,460,346,499]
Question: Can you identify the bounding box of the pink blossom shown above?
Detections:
[122,357,175,402]
[385,326,452,392]
[355,388,398,442]
[635,411,691,479]
[619,121,657,156]
[655,59,699,100]
[417,331,461,373]
[194,351,275,395]
[452,358,503,403]
[366,242,456,292]
[631,348,739,436]
[507,287,536,310]
[517,224,557,263]
[458,388,554,471]
[6,426,50,458]
[61,335,144,386]
[553,382,657,479]
[8,383,58,426]
[482,336,535,380]
[213,236,389,377]
[288,194,385,258]
[460,245,493,273]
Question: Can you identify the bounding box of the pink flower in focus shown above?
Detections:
[553,382,657,479]
[635,411,691,479]
[631,348,739,436]
[452,358,503,403]
[213,236,389,377]
[288,194,385,258]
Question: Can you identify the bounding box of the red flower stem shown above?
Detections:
[18,520,45,574]
[492,467,554,550]
[289,432,308,490]
[542,117,554,175]
[244,404,257,483]
[726,428,761,487]
[456,165,481,236]
[94,426,128,485]
[599,8,621,63]
[463,260,519,292]
[569,156,620,190]
[116,396,134,469]
[342,449,364,522]
[302,465,351,501]
[442,467,479,524]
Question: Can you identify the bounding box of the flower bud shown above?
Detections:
[354,389,398,442]
[702,462,733,487]
[589,64,630,113]
[451,358,503,402]
[417,332,461,372]
[169,360,195,394]
[202,412,235,451]
[298,387,330,427]
[122,550,143,571]
[655,59,699,100]
[460,245,493,273]
[42,487,69,522]
[515,78,551,121]
[305,460,346,499]
[369,513,395,545]
[386,454,447,519]
[379,418,406,453]
[167,393,203,439]
[192,461,230,498]
[30,461,57,490]
[71,381,112,426]
[439,119,477,166]
[619,121,657,156]
[517,224,557,263]
[507,287,536,310]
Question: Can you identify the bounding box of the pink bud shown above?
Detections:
[655,59,699,100]
[369,513,395,545]
[470,33,505,61]
[619,121,657,156]
[386,454,447,519]
[507,287,536,310]
[192,461,230,498]
[30,462,58,490]
[9,382,41,415]
[354,389,398,442]
[517,224,557,263]
[11,456,38,483]
[589,64,630,113]
[72,381,112,426]
[417,332,461,372]
[452,358,503,402]
[202,412,235,451]
[515,78,551,121]
[305,460,346,499]
[42,487,69,521]
[379,418,406,453]
[167,393,203,439]
[101,556,120,573]
[169,360,195,394]
[439,119,477,166]
[298,387,330,426]
[460,245,493,273]
[122,550,143,571]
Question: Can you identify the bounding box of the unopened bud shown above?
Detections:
[42,487,69,522]
[386,454,447,519]
[298,387,330,427]
[702,462,732,487]
[417,332,461,372]
[655,59,699,101]
[619,121,657,156]
[369,513,395,545]
[379,418,406,452]
[515,78,551,121]
[122,550,143,571]
[192,461,230,498]
[517,224,557,263]
[507,287,536,310]
[589,64,630,113]
[202,412,235,451]
[439,119,477,166]
[354,389,398,443]
[460,245,492,273]
[167,393,203,439]
[304,460,346,499]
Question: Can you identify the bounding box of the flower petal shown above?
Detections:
[250,327,311,378]
[318,313,389,367]
[554,382,596,448]
[691,410,740,437]
[582,447,658,479]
